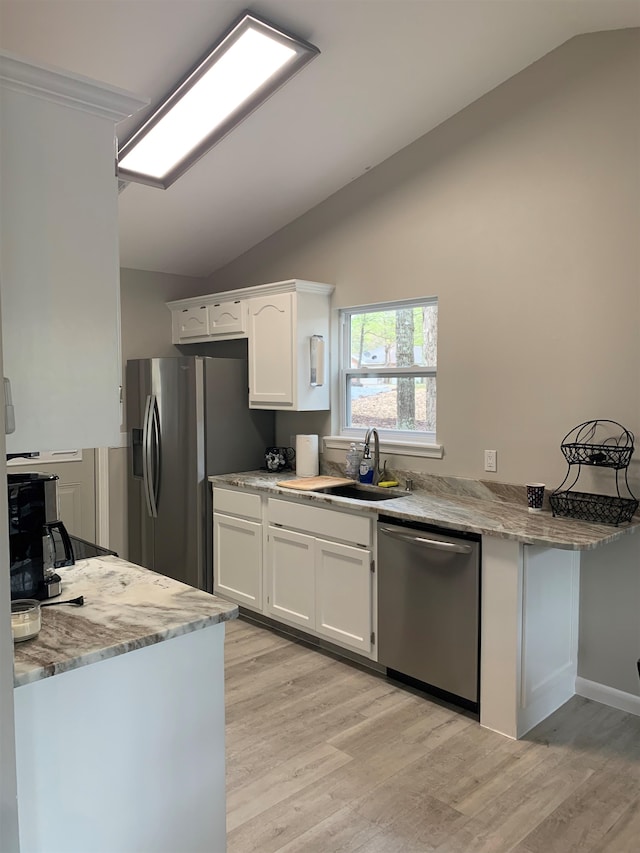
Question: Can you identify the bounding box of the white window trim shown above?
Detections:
[339,296,440,452]
[324,434,443,459]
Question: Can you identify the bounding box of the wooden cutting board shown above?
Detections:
[276,475,355,491]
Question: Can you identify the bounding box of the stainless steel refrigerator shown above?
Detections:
[126,356,274,591]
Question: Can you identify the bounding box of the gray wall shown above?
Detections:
[198,30,640,697]
[120,267,200,363]
[111,268,204,557]
[111,31,640,697]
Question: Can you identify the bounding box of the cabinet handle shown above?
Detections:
[378,526,472,554]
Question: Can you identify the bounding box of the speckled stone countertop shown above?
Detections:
[13,556,238,688]
[209,470,640,551]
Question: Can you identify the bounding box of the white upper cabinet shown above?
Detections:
[177,305,210,339]
[247,282,333,411]
[209,300,245,337]
[0,51,146,453]
[247,292,294,408]
[168,280,334,411]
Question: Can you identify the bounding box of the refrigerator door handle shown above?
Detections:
[142,394,156,519]
[150,394,161,516]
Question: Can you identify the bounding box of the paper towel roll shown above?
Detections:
[295,435,319,477]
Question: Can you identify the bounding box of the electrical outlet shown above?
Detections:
[484,450,497,472]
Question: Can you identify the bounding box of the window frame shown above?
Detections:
[339,296,438,447]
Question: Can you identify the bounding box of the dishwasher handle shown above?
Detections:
[378,526,473,555]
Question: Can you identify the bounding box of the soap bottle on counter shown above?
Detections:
[359,447,374,484]
[345,442,361,480]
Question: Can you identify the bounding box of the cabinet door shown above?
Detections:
[177,305,210,339]
[1,60,145,452]
[8,451,96,542]
[213,512,262,611]
[248,293,294,407]
[315,539,372,654]
[267,526,314,629]
[209,300,245,337]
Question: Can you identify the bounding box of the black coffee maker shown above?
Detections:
[8,472,74,600]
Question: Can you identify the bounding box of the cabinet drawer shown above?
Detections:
[213,487,261,520]
[268,498,371,547]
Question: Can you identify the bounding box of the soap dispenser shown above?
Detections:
[359,446,374,484]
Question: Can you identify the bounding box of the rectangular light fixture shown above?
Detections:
[118,10,319,189]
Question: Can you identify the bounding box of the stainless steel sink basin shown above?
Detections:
[313,483,403,501]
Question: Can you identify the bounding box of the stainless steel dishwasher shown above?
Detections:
[377,517,480,712]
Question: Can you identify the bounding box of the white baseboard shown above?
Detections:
[575,677,640,717]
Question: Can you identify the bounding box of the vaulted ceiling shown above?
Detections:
[1,1,638,277]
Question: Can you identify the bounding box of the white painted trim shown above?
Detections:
[166,279,334,312]
[517,548,580,737]
[96,448,110,548]
[480,536,523,740]
[575,677,640,717]
[324,434,444,459]
[7,449,82,465]
[0,49,147,121]
[0,320,20,848]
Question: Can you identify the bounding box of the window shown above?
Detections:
[340,297,438,444]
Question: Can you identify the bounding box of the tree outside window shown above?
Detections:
[342,298,437,440]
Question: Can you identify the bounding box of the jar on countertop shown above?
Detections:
[345,442,361,480]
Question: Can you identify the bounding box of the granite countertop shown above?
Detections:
[209,470,640,551]
[13,555,238,688]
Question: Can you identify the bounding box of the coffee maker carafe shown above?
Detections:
[8,472,74,600]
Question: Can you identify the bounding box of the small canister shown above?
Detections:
[11,599,42,642]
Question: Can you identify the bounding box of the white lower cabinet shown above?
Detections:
[315,538,372,654]
[212,486,264,613]
[213,513,263,611]
[212,487,375,658]
[266,498,374,657]
[267,527,315,629]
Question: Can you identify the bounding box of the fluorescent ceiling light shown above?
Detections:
[118,11,319,189]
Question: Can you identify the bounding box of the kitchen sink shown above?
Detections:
[313,483,404,501]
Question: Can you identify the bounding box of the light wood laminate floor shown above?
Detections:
[225,618,640,853]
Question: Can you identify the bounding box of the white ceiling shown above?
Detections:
[1,1,638,278]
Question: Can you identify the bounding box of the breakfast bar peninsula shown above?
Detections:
[12,555,237,853]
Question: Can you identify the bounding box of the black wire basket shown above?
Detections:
[550,420,638,526]
[549,491,638,526]
[559,420,635,469]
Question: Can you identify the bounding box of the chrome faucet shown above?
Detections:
[363,427,381,486]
